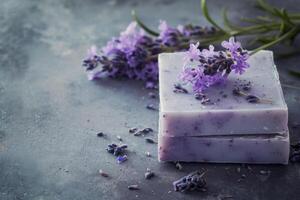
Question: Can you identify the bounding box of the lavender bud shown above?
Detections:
[245,95,260,103]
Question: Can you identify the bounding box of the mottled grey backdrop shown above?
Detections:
[0,0,300,200]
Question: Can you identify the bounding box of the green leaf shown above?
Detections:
[281,9,294,26]
[240,17,264,24]
[256,0,276,15]
[131,10,159,37]
[201,0,226,33]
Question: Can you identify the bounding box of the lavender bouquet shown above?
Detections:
[82,0,300,90]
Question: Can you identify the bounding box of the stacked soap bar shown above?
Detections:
[158,50,289,164]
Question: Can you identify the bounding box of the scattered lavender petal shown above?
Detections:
[128,184,140,190]
[117,155,128,164]
[175,162,183,170]
[146,104,157,111]
[145,169,155,180]
[99,169,109,177]
[129,127,138,133]
[145,138,157,144]
[97,132,104,137]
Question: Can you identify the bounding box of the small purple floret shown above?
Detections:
[116,155,128,164]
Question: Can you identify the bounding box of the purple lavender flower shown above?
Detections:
[201,45,218,58]
[223,37,249,75]
[126,46,148,68]
[82,46,101,71]
[178,24,216,37]
[158,20,182,47]
[183,42,201,64]
[82,21,222,88]
[180,37,249,93]
[221,36,241,52]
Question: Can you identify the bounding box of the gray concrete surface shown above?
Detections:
[0,0,300,199]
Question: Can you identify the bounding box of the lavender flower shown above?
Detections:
[82,21,219,88]
[222,37,250,74]
[82,46,101,71]
[158,20,182,47]
[178,24,216,37]
[184,42,201,64]
[180,37,249,93]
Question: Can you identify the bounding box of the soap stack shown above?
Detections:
[158,50,289,164]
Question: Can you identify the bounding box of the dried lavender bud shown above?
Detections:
[194,93,206,100]
[173,83,188,94]
[106,144,115,154]
[146,104,157,110]
[245,95,260,103]
[99,169,109,177]
[128,185,139,190]
[145,169,155,179]
[175,162,183,170]
[232,87,243,96]
[129,127,138,133]
[97,132,104,137]
[200,97,213,105]
[113,147,124,156]
[173,171,206,192]
[119,144,128,149]
[145,138,156,144]
[133,131,143,136]
[142,128,154,133]
[242,85,251,91]
[117,135,122,141]
[148,92,156,98]
[106,143,127,156]
[117,155,128,164]
[145,151,151,157]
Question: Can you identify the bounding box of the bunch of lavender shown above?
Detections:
[181,37,249,93]
[82,0,300,88]
[82,21,218,88]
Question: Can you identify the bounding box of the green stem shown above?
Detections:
[250,26,299,55]
[201,0,228,33]
[131,10,159,37]
[230,23,280,36]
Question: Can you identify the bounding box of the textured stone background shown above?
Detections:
[0,0,300,199]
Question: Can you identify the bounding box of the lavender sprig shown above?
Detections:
[180,37,249,93]
[82,0,300,87]
[82,21,218,88]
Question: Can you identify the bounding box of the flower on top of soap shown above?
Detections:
[180,37,249,93]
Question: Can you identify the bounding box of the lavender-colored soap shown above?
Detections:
[158,132,290,164]
[159,50,288,136]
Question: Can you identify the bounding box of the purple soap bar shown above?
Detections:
[159,50,288,136]
[158,132,290,164]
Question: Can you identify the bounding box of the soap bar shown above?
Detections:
[159,50,288,136]
[158,132,290,164]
